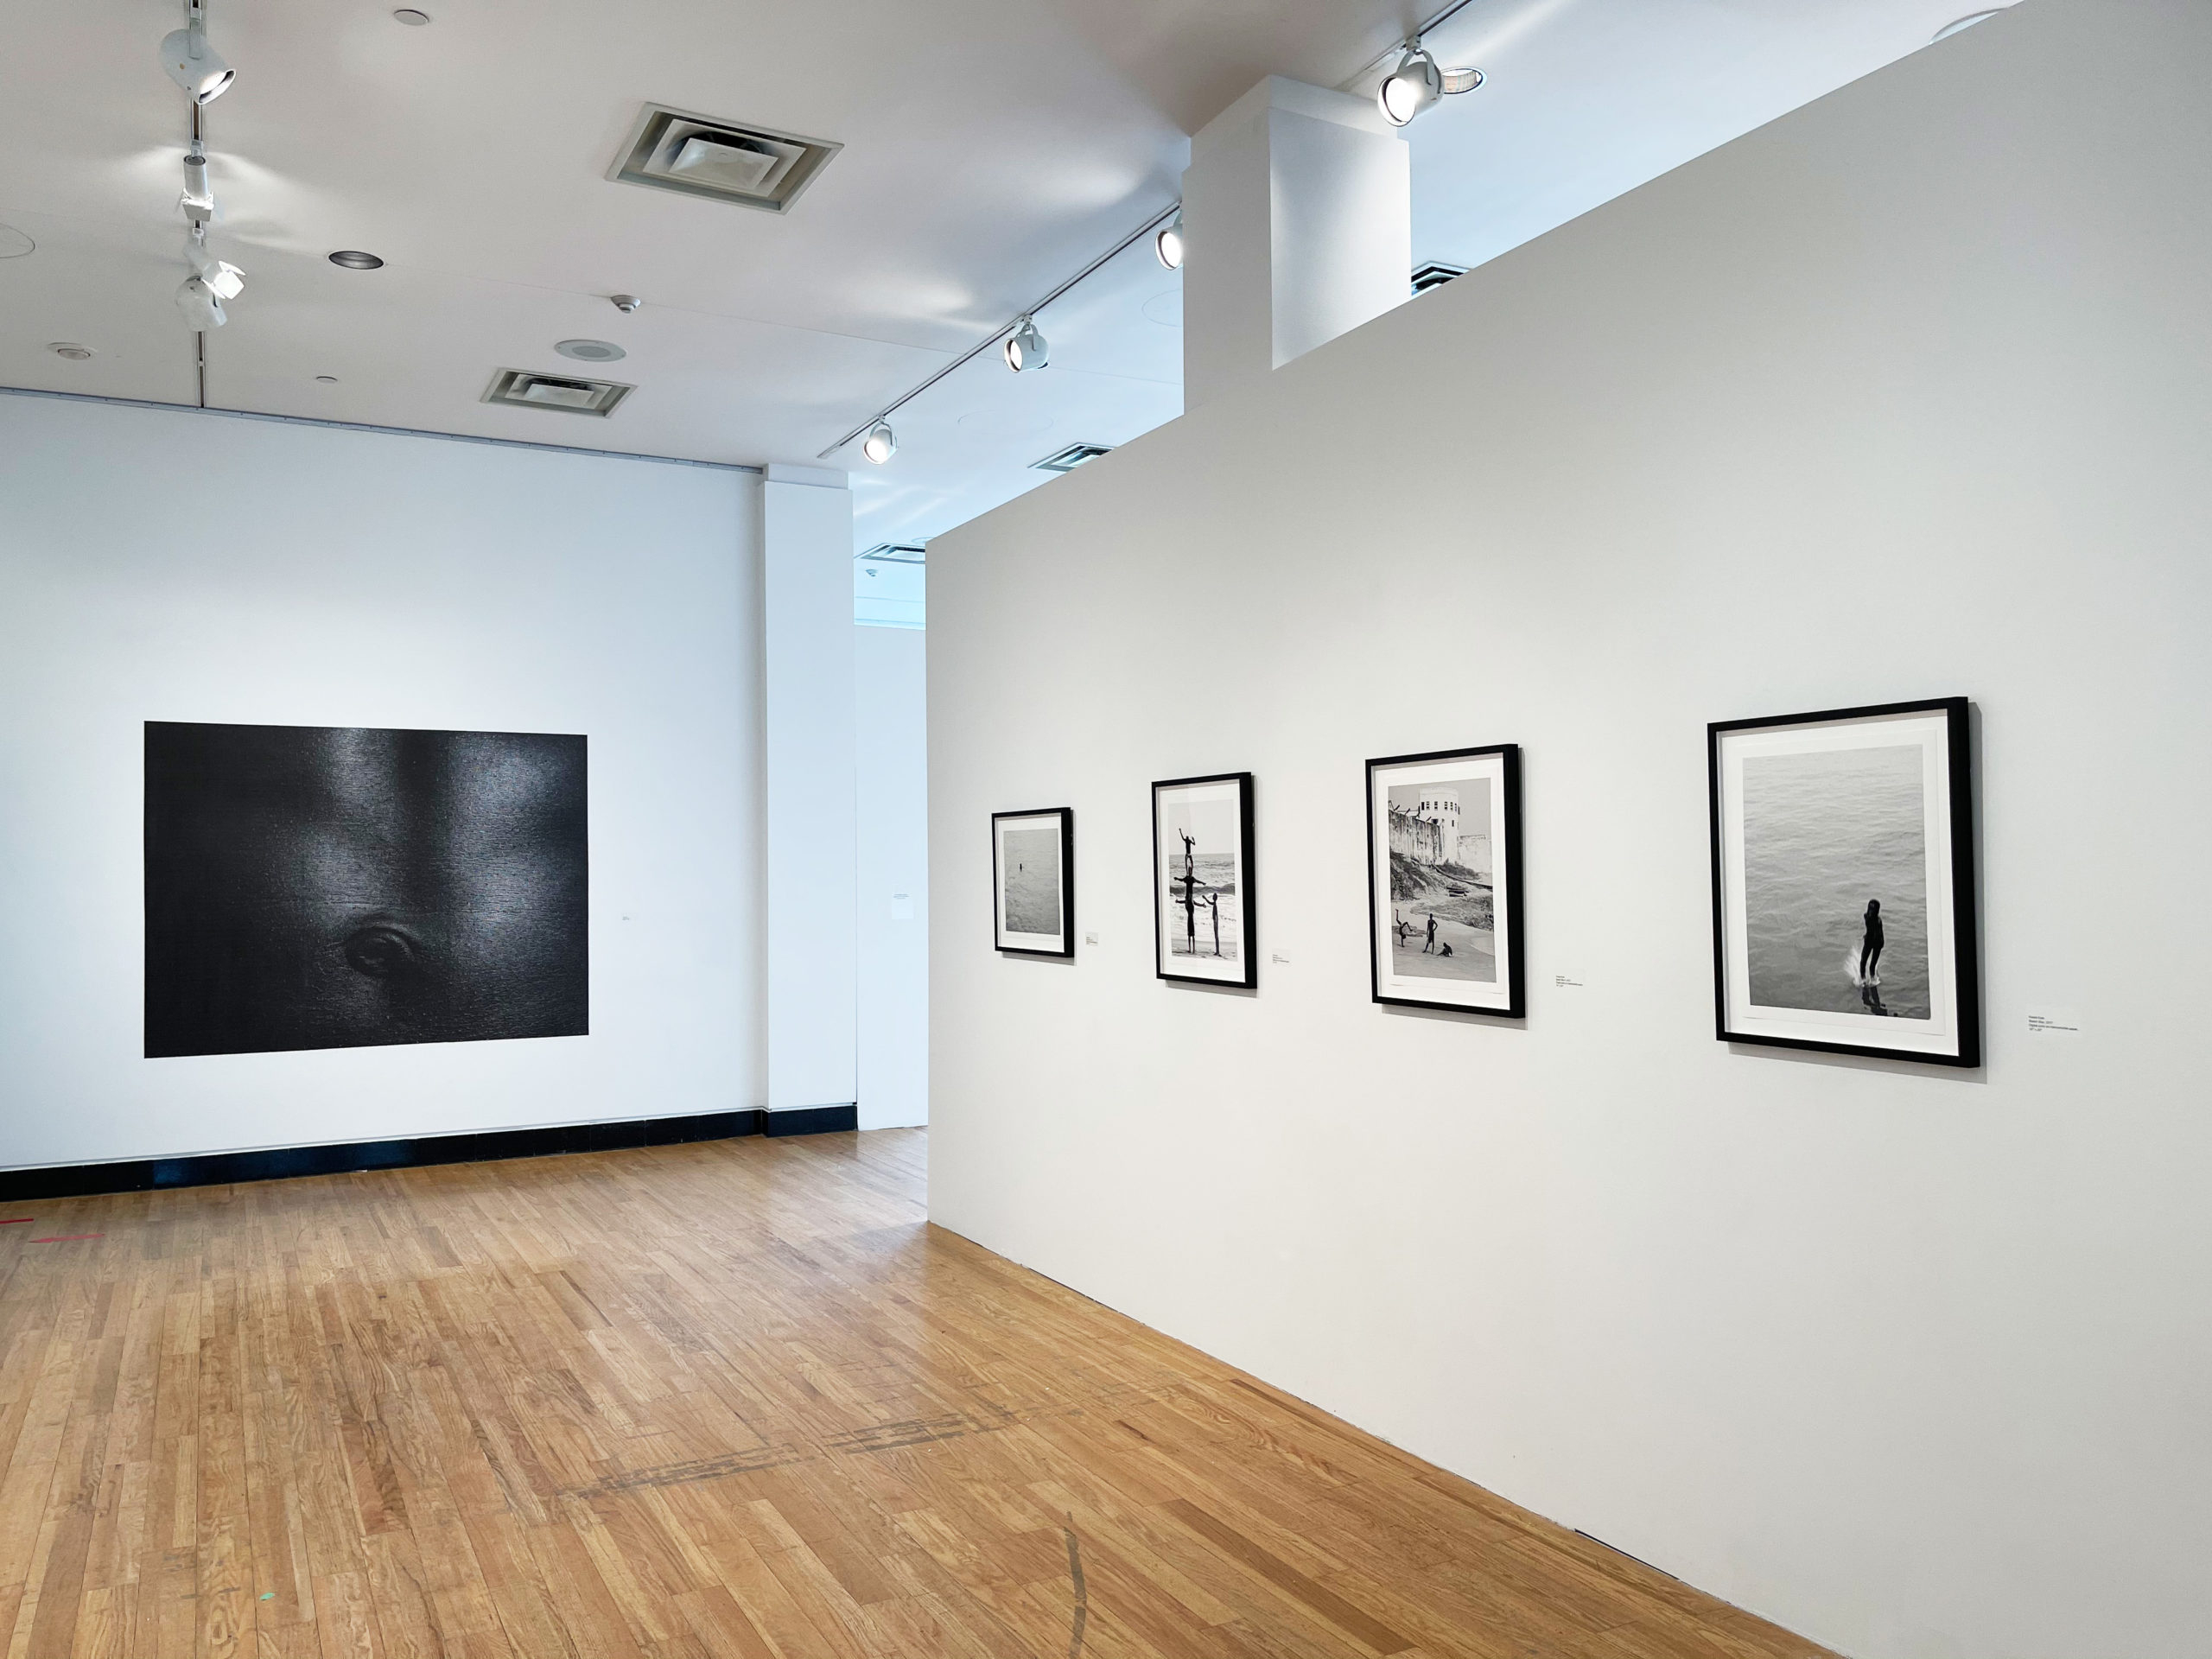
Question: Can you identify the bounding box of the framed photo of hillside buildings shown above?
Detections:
[1365,745,1523,1017]
[1708,697,1980,1065]
[991,808,1075,957]
[1153,772,1255,988]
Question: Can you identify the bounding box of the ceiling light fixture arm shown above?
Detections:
[817,200,1180,461]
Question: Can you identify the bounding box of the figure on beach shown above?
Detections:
[1858,899,1885,985]
[1423,912,1438,954]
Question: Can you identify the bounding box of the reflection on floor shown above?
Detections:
[0,1128,1831,1657]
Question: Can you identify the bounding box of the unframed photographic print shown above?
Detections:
[1709,697,1978,1065]
[144,721,589,1058]
[1153,773,1255,986]
[992,808,1074,956]
[1367,746,1523,1016]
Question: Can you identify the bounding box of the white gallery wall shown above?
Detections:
[0,395,764,1166]
[926,3,2212,1655]
[855,624,930,1128]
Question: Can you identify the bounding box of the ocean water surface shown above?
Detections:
[1001,827,1061,933]
[1742,745,1930,1019]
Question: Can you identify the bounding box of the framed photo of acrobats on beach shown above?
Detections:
[1708,696,1980,1066]
[1366,745,1524,1017]
[1153,772,1255,987]
[991,808,1075,957]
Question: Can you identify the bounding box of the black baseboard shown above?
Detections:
[0,1104,861,1203]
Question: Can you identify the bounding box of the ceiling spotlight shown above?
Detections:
[861,422,897,464]
[1154,212,1184,270]
[186,233,245,300]
[328,250,385,270]
[1376,41,1482,127]
[175,275,227,329]
[610,293,643,314]
[1003,315,1049,372]
[48,343,93,360]
[1933,9,2005,41]
[180,145,215,222]
[159,6,235,105]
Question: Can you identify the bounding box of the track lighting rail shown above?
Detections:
[817,201,1179,461]
[822,0,1498,465]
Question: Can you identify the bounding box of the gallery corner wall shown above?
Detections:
[924,3,2212,1656]
[0,394,765,1167]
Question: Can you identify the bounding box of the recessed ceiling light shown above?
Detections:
[556,339,626,363]
[315,374,339,383]
[1933,9,2005,41]
[48,342,93,360]
[328,250,384,270]
[0,225,33,258]
[392,8,431,22]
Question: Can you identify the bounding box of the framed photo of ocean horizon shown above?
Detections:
[1152,773,1255,987]
[1366,745,1524,1018]
[991,808,1075,956]
[1709,697,1980,1066]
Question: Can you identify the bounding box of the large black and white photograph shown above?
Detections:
[1709,697,1979,1065]
[991,808,1074,956]
[1366,744,1524,1017]
[1153,772,1255,987]
[144,721,589,1058]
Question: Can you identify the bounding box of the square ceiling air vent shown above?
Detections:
[859,543,927,563]
[607,104,841,214]
[1411,261,1469,296]
[1032,442,1113,474]
[482,368,633,416]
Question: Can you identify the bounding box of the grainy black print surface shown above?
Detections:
[143,721,588,1058]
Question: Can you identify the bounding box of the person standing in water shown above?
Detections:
[1859,899,1885,984]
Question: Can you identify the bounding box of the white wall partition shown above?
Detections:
[762,466,860,1116]
[855,624,929,1128]
[925,3,2212,1656]
[0,396,763,1167]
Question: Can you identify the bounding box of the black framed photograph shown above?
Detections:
[1708,696,1980,1066]
[1366,744,1523,1017]
[991,808,1075,956]
[1153,772,1255,987]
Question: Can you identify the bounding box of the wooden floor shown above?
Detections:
[0,1129,1832,1659]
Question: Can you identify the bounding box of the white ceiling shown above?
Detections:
[1,1,2012,556]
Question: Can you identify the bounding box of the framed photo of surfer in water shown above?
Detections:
[1365,745,1524,1018]
[1708,697,1980,1066]
[1152,772,1255,987]
[991,808,1075,957]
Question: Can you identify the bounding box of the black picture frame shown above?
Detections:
[1152,772,1256,988]
[1708,696,1980,1067]
[1365,744,1524,1019]
[991,807,1076,957]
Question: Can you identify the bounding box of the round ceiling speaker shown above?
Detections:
[556,339,626,363]
[328,250,385,270]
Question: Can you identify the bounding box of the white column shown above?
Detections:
[1181,76,1412,411]
[762,463,857,1117]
